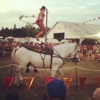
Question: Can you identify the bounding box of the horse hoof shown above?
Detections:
[34,69,38,73]
[15,84,20,88]
[15,83,22,88]
[26,69,30,73]
[19,80,23,84]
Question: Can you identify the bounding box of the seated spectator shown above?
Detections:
[42,78,66,100]
[6,91,19,100]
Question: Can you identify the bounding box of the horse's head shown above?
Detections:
[64,42,79,64]
[53,42,79,64]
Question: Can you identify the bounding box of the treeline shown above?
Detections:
[0,26,50,39]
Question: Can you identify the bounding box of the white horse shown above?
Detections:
[11,42,79,86]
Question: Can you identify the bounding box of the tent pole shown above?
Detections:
[45,8,48,42]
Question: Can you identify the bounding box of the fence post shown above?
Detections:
[75,66,78,91]
[45,8,48,42]
[10,64,13,77]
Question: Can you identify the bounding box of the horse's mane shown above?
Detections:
[54,42,76,48]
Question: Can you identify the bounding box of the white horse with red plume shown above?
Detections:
[11,42,79,86]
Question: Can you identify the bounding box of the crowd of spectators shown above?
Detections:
[79,44,100,60]
[0,40,59,57]
[0,41,21,57]
[0,40,100,60]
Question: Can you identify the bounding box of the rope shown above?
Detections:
[0,64,13,68]
[10,64,14,77]
[77,66,100,72]
[0,51,12,53]
[48,13,57,22]
[0,64,100,72]
[19,15,37,25]
[48,1,88,22]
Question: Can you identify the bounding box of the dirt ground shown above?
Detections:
[0,57,100,100]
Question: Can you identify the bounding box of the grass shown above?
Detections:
[0,57,100,100]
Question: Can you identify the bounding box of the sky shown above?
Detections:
[0,0,100,29]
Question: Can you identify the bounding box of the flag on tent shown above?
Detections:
[98,17,100,20]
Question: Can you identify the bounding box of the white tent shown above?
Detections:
[45,21,100,41]
[5,36,15,41]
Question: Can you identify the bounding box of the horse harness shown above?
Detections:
[39,44,78,69]
[39,47,53,69]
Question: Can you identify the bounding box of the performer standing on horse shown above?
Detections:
[35,6,46,41]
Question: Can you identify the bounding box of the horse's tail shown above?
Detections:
[11,46,19,64]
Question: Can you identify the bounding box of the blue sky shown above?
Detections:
[0,0,100,29]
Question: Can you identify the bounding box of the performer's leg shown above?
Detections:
[36,31,44,37]
[36,22,45,41]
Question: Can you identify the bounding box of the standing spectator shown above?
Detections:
[5,42,12,57]
[2,42,6,57]
[79,51,83,60]
[0,42,3,57]
[93,44,97,51]
[83,45,87,58]
[91,48,96,61]
[88,49,92,59]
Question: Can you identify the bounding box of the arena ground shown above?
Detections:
[0,57,100,100]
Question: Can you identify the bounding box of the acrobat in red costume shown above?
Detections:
[35,6,46,41]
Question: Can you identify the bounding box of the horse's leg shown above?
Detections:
[15,69,19,85]
[51,66,59,78]
[14,65,23,87]
[57,69,64,79]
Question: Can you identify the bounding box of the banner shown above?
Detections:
[98,17,100,20]
[3,77,14,90]
[45,77,54,84]
[63,77,72,89]
[79,77,87,90]
[83,16,100,24]
[95,77,100,87]
[24,77,34,90]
